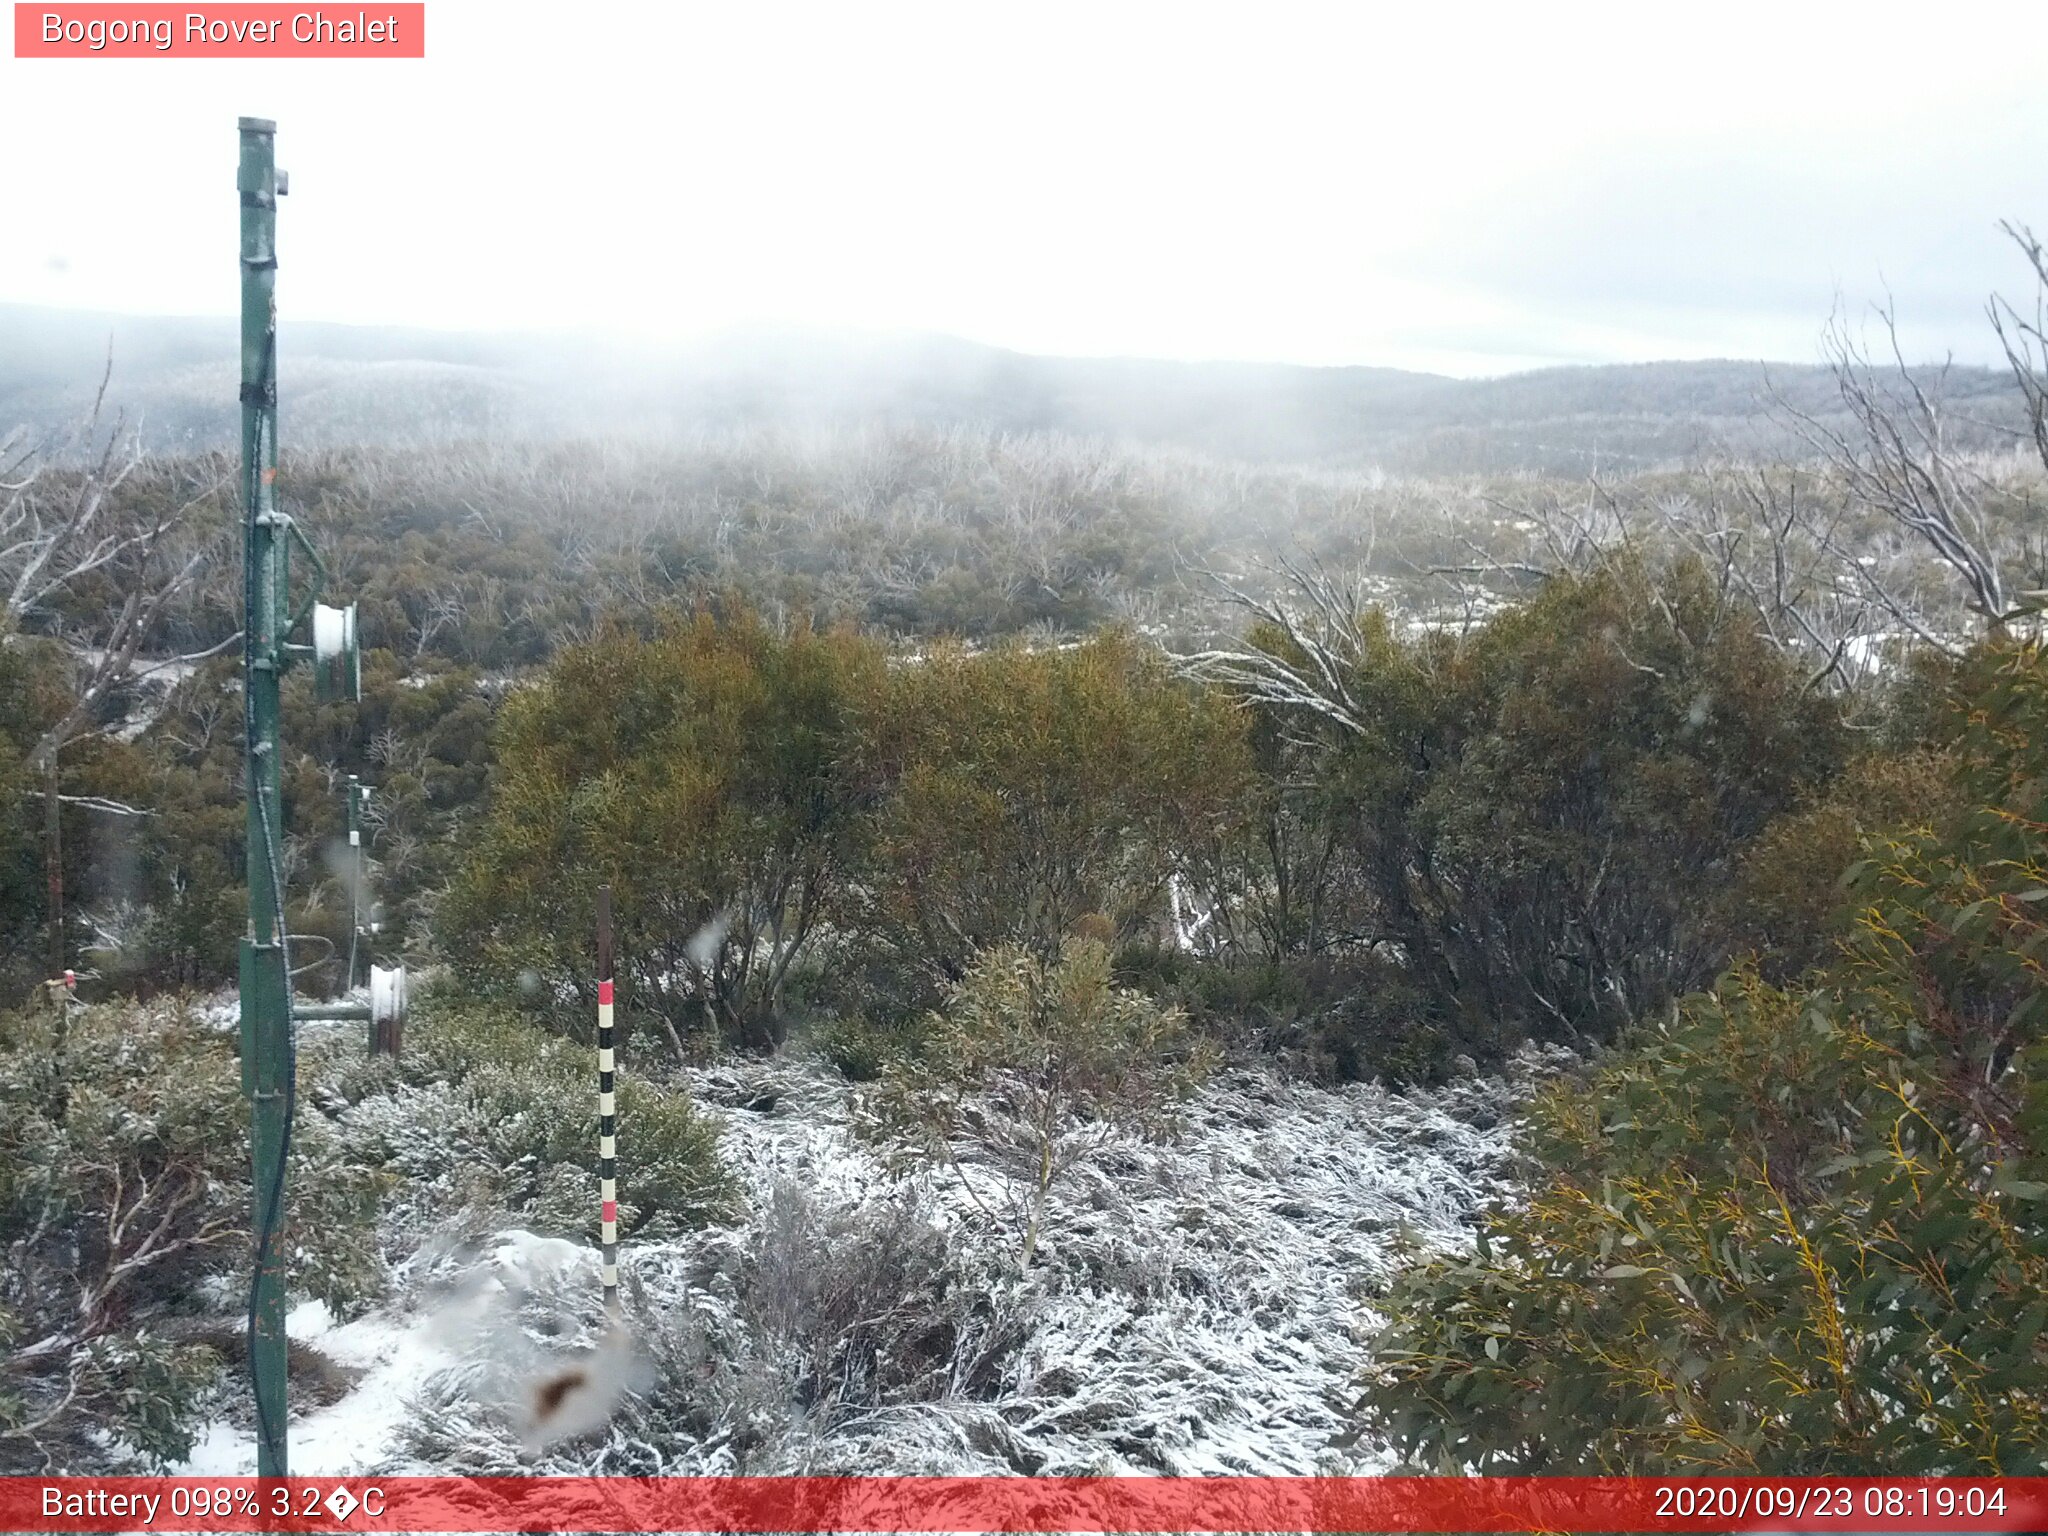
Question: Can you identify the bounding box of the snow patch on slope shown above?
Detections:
[179,1054,1536,1476]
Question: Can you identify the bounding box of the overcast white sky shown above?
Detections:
[3,0,2045,376]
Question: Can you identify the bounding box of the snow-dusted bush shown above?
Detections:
[860,940,1213,1266]
[175,1035,1536,1478]
[334,1003,735,1243]
[742,1179,1027,1411]
[0,998,383,1470]
[394,1178,1034,1475]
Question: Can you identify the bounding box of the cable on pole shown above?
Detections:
[246,774,297,1478]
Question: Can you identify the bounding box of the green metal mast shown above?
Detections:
[237,114,292,1480]
[235,115,399,1478]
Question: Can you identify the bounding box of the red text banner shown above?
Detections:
[13,4,425,57]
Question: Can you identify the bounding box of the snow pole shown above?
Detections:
[596,885,620,1313]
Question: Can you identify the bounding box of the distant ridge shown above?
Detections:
[0,304,2021,476]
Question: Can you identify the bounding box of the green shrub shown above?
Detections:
[1356,641,2048,1474]
[808,1011,928,1083]
[1211,558,1846,1053]
[439,608,883,1053]
[1121,949,1448,1085]
[1724,746,1962,979]
[854,631,1251,992]
[1360,967,2048,1472]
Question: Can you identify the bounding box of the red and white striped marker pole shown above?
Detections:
[596,886,620,1314]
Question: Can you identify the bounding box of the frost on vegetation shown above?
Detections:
[188,1044,1550,1477]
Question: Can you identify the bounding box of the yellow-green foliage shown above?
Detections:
[441,614,1250,1050]
[1357,642,2048,1473]
[440,608,884,1051]
[858,630,1251,984]
[1728,746,1962,979]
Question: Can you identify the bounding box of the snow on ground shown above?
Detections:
[178,1051,1537,1477]
[180,1302,449,1476]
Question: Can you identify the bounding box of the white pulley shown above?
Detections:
[312,601,361,702]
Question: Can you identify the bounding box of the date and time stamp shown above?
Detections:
[1653,1480,2014,1522]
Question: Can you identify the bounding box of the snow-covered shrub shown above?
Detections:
[861,940,1213,1266]
[0,998,384,1470]
[743,1179,1025,1410]
[339,1002,735,1242]
[393,1179,1033,1475]
[182,1038,1534,1479]
[609,1181,1033,1468]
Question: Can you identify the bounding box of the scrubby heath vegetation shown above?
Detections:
[5,233,2048,1472]
[0,997,730,1469]
[1358,644,2048,1472]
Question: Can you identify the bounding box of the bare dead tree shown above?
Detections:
[1990,220,2048,485]
[412,586,470,659]
[1455,233,2048,682]
[1774,290,2039,642]
[0,371,231,978]
[1653,465,1884,692]
[1510,480,1637,577]
[1174,553,1388,739]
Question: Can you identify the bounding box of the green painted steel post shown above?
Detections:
[236,114,291,1480]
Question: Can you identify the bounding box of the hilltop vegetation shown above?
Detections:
[6,235,2048,1470]
[3,303,2026,475]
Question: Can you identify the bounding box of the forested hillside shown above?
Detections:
[4,303,2025,475]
